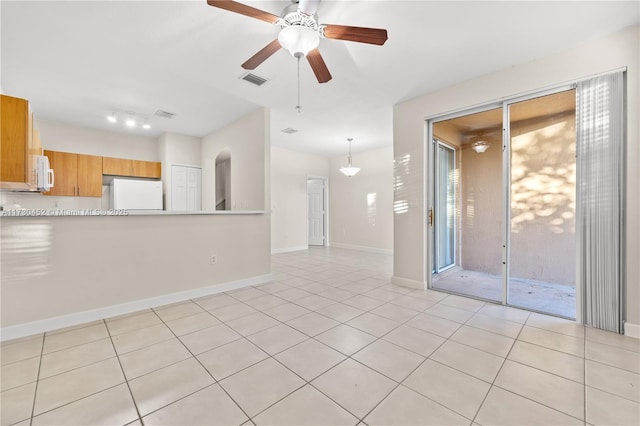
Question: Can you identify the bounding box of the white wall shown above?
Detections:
[37,118,158,160]
[329,146,394,253]
[0,213,271,335]
[202,109,270,211]
[393,26,639,328]
[271,146,329,253]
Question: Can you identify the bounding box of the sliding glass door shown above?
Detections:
[506,90,577,318]
[428,90,577,319]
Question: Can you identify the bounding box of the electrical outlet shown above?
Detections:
[210,255,217,265]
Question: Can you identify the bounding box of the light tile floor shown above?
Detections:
[1,247,639,425]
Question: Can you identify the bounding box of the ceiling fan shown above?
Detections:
[206,0,388,84]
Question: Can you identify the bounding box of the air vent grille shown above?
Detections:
[241,72,268,86]
[155,110,176,119]
[281,128,298,134]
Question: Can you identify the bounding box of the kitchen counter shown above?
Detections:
[0,208,268,217]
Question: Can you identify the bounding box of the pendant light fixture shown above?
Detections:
[471,140,490,153]
[340,138,360,177]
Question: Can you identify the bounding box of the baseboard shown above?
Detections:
[624,322,640,339]
[391,276,425,290]
[330,242,393,255]
[0,273,273,342]
[271,246,308,254]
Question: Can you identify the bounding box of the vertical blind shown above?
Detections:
[576,71,625,333]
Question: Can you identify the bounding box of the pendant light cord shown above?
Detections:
[296,54,302,115]
[348,138,353,166]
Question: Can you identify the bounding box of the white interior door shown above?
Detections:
[187,167,202,211]
[172,165,202,211]
[308,179,325,246]
[171,165,187,211]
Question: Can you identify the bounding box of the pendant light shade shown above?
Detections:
[340,138,360,177]
[471,140,490,153]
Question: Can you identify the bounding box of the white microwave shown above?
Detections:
[35,155,54,191]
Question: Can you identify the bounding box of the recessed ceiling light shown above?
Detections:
[142,121,151,130]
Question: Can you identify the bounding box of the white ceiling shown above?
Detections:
[2,1,638,157]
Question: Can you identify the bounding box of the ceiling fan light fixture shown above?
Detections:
[125,116,136,128]
[278,25,320,57]
[471,141,490,153]
[107,112,117,123]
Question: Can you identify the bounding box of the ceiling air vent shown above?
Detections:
[155,110,176,119]
[241,72,268,87]
[281,128,298,134]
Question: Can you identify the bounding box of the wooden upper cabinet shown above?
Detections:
[44,150,102,197]
[77,154,103,197]
[1,95,30,184]
[102,157,132,176]
[103,157,161,178]
[44,150,77,196]
[132,160,161,178]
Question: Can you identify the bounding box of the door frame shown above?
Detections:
[433,139,457,274]
[307,175,329,247]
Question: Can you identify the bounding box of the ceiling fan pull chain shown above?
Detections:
[296,54,302,115]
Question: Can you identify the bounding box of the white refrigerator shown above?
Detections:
[111,178,163,210]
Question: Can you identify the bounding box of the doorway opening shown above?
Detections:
[429,89,577,319]
[215,149,231,210]
[307,177,327,246]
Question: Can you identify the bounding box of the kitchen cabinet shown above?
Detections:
[1,94,42,190]
[103,157,161,178]
[44,150,102,197]
[132,160,161,178]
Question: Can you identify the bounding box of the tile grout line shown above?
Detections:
[469,310,593,425]
[469,310,530,424]
[147,308,256,424]
[352,325,458,423]
[27,333,45,426]
[249,288,449,422]
[206,276,410,423]
[103,319,144,426]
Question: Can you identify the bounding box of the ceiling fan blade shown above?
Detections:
[242,39,281,70]
[306,49,332,83]
[298,0,321,16]
[322,24,388,45]
[206,0,280,24]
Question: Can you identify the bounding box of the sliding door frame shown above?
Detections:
[426,85,581,321]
